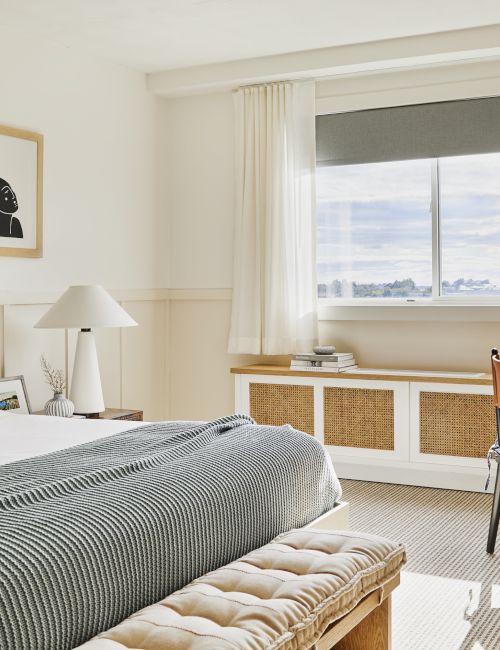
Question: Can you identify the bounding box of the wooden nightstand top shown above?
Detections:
[86,409,143,421]
[35,408,143,421]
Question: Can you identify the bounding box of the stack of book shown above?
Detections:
[290,352,357,372]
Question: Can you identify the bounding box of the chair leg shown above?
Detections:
[487,465,500,554]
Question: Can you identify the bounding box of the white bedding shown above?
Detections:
[0,412,146,465]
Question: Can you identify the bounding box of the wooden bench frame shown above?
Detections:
[313,573,400,650]
[302,499,399,649]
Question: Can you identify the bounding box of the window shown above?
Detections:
[316,96,500,303]
[317,159,432,300]
[317,151,500,301]
[439,153,500,298]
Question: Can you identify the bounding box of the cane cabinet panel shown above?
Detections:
[410,382,495,468]
[419,391,495,458]
[324,386,394,450]
[249,382,315,435]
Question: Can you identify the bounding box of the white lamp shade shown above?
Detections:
[35,285,137,329]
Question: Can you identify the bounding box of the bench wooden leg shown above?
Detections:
[313,577,398,650]
[332,596,391,650]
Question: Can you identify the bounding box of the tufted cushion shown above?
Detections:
[77,528,406,650]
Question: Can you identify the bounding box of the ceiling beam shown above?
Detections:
[147,24,500,97]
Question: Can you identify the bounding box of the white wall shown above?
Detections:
[0,28,159,292]
[0,30,166,416]
[164,92,235,288]
[2,293,168,419]
[4,34,500,419]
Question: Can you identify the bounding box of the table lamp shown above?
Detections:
[35,285,137,415]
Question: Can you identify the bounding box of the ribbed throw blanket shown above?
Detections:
[0,415,341,650]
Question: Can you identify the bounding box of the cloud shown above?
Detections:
[317,153,500,287]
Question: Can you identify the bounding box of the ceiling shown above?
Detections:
[3,0,500,72]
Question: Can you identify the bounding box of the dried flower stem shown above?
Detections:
[40,355,66,394]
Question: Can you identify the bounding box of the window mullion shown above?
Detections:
[431,159,441,300]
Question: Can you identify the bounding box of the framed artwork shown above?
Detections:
[0,376,32,414]
[0,124,43,257]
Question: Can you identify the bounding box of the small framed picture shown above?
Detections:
[0,376,32,414]
[0,124,43,258]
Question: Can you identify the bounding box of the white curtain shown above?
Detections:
[228,80,318,355]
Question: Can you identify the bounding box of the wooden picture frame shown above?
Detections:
[0,375,32,414]
[0,124,43,258]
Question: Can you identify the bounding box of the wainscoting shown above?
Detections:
[0,288,272,422]
[1,290,169,421]
[4,288,498,428]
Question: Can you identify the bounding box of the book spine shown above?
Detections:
[289,365,358,372]
[290,366,342,372]
[291,360,356,368]
[294,354,354,362]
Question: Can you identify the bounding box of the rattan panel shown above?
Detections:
[324,387,394,450]
[420,391,496,458]
[249,383,315,435]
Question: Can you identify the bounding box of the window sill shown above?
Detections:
[318,301,500,322]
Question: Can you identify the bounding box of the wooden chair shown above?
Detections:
[487,348,500,554]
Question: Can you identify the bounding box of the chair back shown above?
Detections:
[492,348,500,409]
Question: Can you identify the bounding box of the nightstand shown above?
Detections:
[35,408,143,421]
[86,409,143,421]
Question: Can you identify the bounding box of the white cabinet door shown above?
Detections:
[319,378,410,462]
[234,373,496,490]
[235,374,317,437]
[235,374,410,460]
[410,382,494,469]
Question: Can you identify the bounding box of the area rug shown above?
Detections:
[341,479,500,650]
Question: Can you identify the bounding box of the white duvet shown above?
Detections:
[0,412,145,465]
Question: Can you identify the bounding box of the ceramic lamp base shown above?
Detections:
[70,329,105,415]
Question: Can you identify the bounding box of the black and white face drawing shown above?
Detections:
[0,178,23,238]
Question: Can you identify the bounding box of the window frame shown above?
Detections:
[317,156,500,309]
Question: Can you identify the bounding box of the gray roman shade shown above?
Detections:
[316,96,500,166]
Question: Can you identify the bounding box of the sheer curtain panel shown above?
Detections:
[228,81,318,355]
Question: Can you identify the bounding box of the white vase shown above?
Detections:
[44,392,75,418]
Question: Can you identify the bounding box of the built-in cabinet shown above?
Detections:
[232,366,496,493]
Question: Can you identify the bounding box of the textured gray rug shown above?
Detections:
[342,480,500,650]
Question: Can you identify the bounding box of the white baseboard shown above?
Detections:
[333,457,495,493]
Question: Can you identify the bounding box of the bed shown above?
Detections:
[0,412,142,465]
[0,412,342,650]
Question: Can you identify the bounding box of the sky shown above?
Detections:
[317,152,500,290]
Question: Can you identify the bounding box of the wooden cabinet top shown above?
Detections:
[231,364,493,385]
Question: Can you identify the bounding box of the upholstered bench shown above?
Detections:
[77,528,406,650]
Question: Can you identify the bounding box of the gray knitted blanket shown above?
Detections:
[0,415,341,650]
